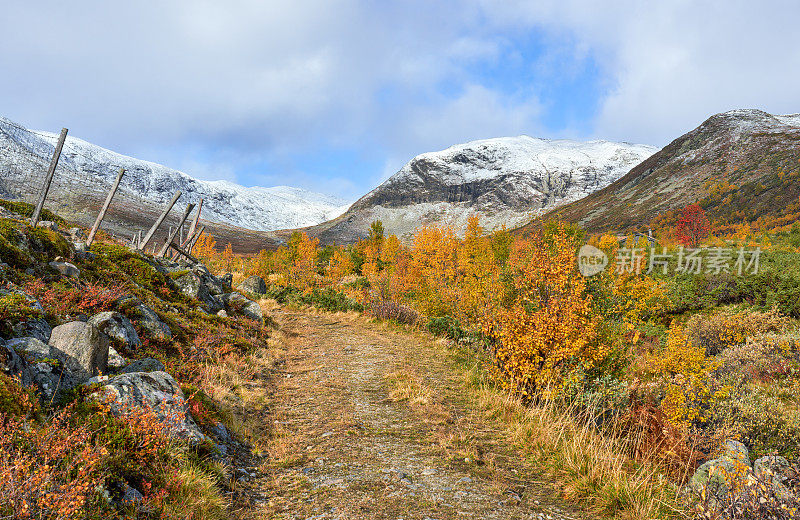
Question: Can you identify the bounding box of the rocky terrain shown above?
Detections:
[304,136,656,243]
[0,200,272,514]
[529,109,800,234]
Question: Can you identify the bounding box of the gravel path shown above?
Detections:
[245,308,585,520]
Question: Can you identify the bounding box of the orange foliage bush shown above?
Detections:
[488,226,605,396]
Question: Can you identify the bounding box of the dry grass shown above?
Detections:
[161,458,229,520]
[383,366,433,406]
[467,383,685,520]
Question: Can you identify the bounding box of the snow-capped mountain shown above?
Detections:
[308,136,657,243]
[531,109,800,234]
[0,117,349,231]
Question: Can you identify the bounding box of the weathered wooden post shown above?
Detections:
[182,198,203,247]
[29,127,68,227]
[86,167,125,246]
[138,191,181,251]
[187,225,206,254]
[157,203,195,257]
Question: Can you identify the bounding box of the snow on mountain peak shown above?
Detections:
[0,118,350,231]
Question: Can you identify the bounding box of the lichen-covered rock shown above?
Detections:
[0,286,51,342]
[689,457,752,498]
[754,455,794,498]
[5,337,79,397]
[219,273,233,291]
[49,260,80,278]
[723,439,751,466]
[120,357,165,374]
[49,321,109,381]
[91,371,205,444]
[133,303,172,341]
[88,311,141,350]
[236,275,267,295]
[173,271,223,312]
[108,346,127,370]
[10,317,51,343]
[222,292,263,323]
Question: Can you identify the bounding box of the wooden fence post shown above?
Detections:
[157,203,195,257]
[86,167,125,246]
[30,127,68,227]
[182,198,203,247]
[138,191,181,251]
[187,225,206,254]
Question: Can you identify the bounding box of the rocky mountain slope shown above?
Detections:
[530,109,800,234]
[0,117,349,251]
[302,136,656,243]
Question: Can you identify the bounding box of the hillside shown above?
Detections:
[0,117,349,251]
[303,136,656,244]
[528,109,800,234]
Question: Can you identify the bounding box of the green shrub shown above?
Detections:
[714,386,800,460]
[427,315,465,340]
[685,307,790,355]
[294,288,363,312]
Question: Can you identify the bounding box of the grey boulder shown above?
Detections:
[754,455,794,498]
[173,271,223,312]
[0,287,51,342]
[108,346,127,370]
[5,337,79,397]
[49,260,80,279]
[88,311,141,350]
[236,275,267,295]
[222,292,263,323]
[49,321,109,381]
[120,357,165,374]
[91,371,205,444]
[133,303,172,341]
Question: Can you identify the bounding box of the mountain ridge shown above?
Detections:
[527,109,800,235]
[0,117,350,233]
[302,135,657,243]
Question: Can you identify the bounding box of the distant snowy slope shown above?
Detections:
[308,136,657,243]
[0,117,349,231]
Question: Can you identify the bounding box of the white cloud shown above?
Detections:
[2,0,798,198]
[478,0,800,145]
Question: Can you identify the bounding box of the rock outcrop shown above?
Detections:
[49,321,109,380]
[236,275,267,295]
[90,371,206,444]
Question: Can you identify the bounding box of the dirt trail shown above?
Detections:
[246,306,585,520]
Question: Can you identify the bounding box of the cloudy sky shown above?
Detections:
[2,1,799,200]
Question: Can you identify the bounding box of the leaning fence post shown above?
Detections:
[86,167,125,246]
[138,191,181,251]
[182,198,203,248]
[30,127,68,227]
[157,203,195,257]
[187,225,206,254]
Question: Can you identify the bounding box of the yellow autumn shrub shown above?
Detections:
[488,227,605,397]
[660,324,730,429]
